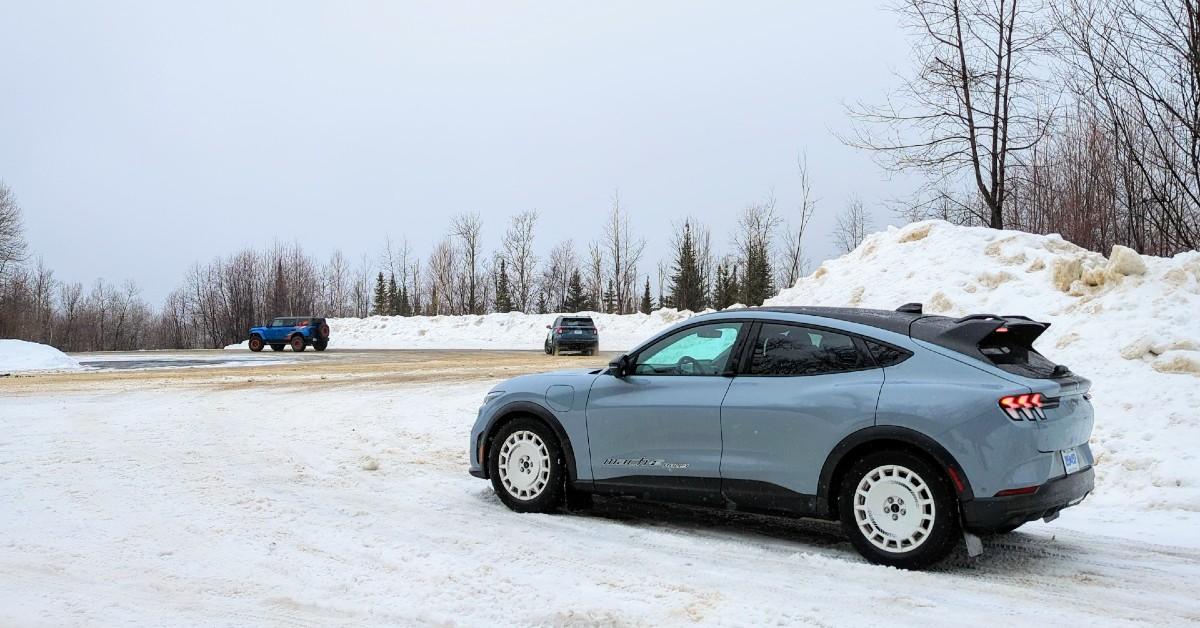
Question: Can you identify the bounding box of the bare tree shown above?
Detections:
[733,196,781,306]
[1054,0,1200,251]
[780,153,818,288]
[845,0,1054,228]
[0,183,27,280]
[502,210,538,312]
[449,212,484,314]
[835,196,873,253]
[602,192,645,314]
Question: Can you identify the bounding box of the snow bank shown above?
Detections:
[766,220,1200,513]
[0,339,82,373]
[227,308,703,352]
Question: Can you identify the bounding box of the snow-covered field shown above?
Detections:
[4,376,1199,626]
[6,221,1200,625]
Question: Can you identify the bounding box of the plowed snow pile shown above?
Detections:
[0,339,82,373]
[766,220,1200,513]
[228,308,701,352]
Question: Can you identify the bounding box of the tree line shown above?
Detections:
[846,0,1200,255]
[0,181,815,350]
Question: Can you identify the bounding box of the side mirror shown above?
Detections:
[546,324,552,329]
[608,354,631,378]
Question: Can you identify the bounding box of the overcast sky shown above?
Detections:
[1,1,917,303]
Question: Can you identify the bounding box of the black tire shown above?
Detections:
[248,335,264,352]
[290,335,306,352]
[313,340,328,352]
[544,342,552,355]
[487,417,566,514]
[551,344,560,356]
[838,450,960,570]
[270,344,285,352]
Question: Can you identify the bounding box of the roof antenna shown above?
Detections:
[896,303,923,314]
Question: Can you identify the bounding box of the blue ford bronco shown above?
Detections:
[247,317,330,352]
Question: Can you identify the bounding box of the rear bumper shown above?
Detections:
[554,339,597,348]
[961,466,1094,532]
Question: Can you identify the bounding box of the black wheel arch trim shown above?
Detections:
[479,401,579,483]
[817,425,975,517]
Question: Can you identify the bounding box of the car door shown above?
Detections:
[585,320,747,505]
[265,318,286,343]
[720,321,884,512]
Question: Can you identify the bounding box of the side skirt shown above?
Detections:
[587,476,826,519]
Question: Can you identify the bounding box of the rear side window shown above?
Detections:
[748,323,868,376]
[561,318,594,327]
[865,340,912,367]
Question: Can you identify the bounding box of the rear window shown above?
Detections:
[561,318,594,327]
[979,333,1059,378]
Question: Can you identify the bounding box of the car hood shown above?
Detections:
[490,367,607,393]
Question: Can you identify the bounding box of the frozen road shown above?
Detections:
[2,351,1198,626]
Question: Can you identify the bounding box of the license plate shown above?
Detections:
[1062,448,1081,474]
[572,329,582,334]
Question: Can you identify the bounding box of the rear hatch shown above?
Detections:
[911,314,1094,453]
[559,317,598,341]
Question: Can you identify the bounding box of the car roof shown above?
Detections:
[706,306,925,335]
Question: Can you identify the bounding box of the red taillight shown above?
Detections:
[995,326,1009,333]
[999,393,1045,421]
[995,485,1040,497]
[554,327,563,334]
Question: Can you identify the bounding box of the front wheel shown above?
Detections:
[290,336,306,352]
[838,450,960,569]
[487,418,566,513]
[248,336,264,352]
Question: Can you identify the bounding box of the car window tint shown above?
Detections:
[271,318,285,327]
[749,323,867,376]
[634,322,743,376]
[562,318,594,327]
[866,340,911,367]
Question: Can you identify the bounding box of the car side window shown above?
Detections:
[270,318,285,327]
[633,322,743,376]
[865,340,912,367]
[748,323,868,376]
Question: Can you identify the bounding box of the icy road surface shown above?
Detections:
[2,352,1198,626]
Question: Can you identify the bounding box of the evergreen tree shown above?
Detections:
[372,272,387,316]
[603,279,615,314]
[669,221,705,311]
[536,290,548,314]
[640,277,652,314]
[713,262,741,309]
[387,273,400,315]
[565,269,586,312]
[494,259,513,313]
[399,285,412,316]
[741,245,773,306]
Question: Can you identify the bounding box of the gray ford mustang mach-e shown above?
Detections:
[469,304,1095,569]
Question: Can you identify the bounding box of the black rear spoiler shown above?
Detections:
[910,314,1050,362]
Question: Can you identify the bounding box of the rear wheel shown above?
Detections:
[313,340,328,352]
[290,336,306,352]
[248,336,264,352]
[270,344,285,352]
[838,450,960,569]
[487,418,566,513]
[551,344,560,356]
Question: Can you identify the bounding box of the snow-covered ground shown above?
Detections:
[0,339,82,373]
[4,379,1199,626]
[7,221,1200,625]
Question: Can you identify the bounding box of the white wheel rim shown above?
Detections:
[853,464,936,553]
[497,430,551,500]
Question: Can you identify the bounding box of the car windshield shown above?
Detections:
[561,318,594,327]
